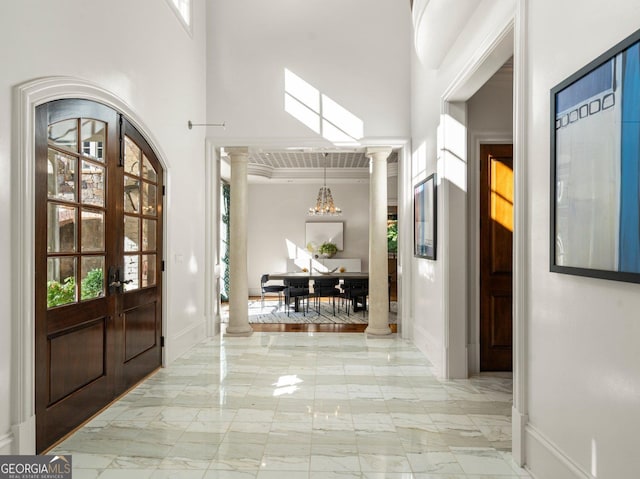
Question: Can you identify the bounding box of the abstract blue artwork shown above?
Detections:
[551,28,640,282]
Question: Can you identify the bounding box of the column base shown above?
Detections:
[224,325,254,337]
[365,325,393,336]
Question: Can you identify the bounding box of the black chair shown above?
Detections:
[342,278,368,317]
[284,277,310,316]
[313,277,341,316]
[261,274,286,305]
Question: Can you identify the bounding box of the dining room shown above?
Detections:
[219,150,399,332]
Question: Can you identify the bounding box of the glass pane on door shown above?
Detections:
[81,161,105,206]
[81,209,104,252]
[48,119,77,153]
[81,256,105,300]
[47,257,77,308]
[124,136,141,176]
[124,177,140,213]
[141,254,156,287]
[48,204,77,253]
[142,155,157,182]
[124,215,140,252]
[48,149,76,202]
[142,182,157,216]
[124,255,139,291]
[142,219,156,251]
[80,119,106,161]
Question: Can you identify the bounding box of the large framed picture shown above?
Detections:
[414,174,436,259]
[550,27,640,283]
[305,221,344,251]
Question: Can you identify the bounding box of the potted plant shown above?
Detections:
[318,241,338,258]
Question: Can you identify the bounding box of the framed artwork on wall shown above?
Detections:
[305,221,344,251]
[550,27,640,283]
[414,173,436,260]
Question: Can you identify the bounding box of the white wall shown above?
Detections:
[247,182,370,294]
[206,0,411,145]
[413,0,640,477]
[524,1,640,478]
[0,0,207,453]
[411,0,516,377]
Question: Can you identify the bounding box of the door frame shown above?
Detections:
[10,77,170,454]
[437,0,528,466]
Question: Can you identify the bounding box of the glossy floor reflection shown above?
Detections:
[52,333,530,478]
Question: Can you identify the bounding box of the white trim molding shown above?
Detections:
[11,76,171,453]
[512,0,530,467]
[525,424,591,479]
[0,432,14,455]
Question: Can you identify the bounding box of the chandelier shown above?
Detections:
[308,153,342,216]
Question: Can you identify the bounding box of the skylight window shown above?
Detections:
[166,0,192,34]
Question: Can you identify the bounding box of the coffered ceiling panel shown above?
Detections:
[248,150,398,169]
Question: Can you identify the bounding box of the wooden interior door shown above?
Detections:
[35,99,163,452]
[479,144,513,371]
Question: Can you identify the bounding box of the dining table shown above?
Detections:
[268,271,369,312]
[268,271,368,281]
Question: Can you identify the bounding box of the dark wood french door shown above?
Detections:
[35,99,163,452]
[479,144,513,371]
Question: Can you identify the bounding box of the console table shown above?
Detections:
[286,258,361,273]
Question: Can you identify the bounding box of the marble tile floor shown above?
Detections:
[51,332,531,479]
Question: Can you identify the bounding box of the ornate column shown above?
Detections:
[365,147,393,336]
[225,147,253,336]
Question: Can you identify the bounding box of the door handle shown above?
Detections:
[108,267,133,294]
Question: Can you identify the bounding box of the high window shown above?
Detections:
[167,0,192,34]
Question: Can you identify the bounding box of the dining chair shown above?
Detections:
[312,277,341,316]
[284,277,310,316]
[260,274,286,305]
[341,278,368,317]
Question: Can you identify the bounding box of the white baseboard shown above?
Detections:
[467,342,479,375]
[413,324,443,377]
[166,320,205,364]
[0,432,13,455]
[525,423,591,479]
[512,406,527,466]
[9,415,36,454]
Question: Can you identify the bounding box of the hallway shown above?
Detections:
[51,332,529,478]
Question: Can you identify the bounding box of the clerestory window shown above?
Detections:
[166,0,192,35]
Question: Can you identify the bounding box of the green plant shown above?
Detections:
[47,268,104,308]
[81,268,104,300]
[318,241,338,256]
[47,276,76,308]
[387,220,398,253]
